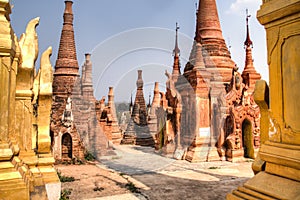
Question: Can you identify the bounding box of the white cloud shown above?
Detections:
[226,0,261,15]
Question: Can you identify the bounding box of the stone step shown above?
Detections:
[0,180,29,200]
[136,137,155,147]
[0,162,16,173]
[0,179,27,189]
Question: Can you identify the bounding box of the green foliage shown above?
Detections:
[84,151,96,161]
[57,171,75,182]
[74,158,84,165]
[93,186,104,192]
[60,157,84,165]
[208,166,221,169]
[125,182,140,193]
[119,172,125,177]
[119,172,141,194]
[60,188,72,200]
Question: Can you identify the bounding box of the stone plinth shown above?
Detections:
[227,0,300,199]
[0,2,60,198]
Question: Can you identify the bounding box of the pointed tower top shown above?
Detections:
[172,22,181,79]
[108,86,114,96]
[173,22,180,57]
[64,1,73,14]
[242,9,261,90]
[243,9,255,72]
[244,9,253,48]
[186,0,235,83]
[132,70,147,125]
[54,0,79,75]
[195,0,223,43]
[85,53,91,61]
[147,93,151,107]
[108,87,115,108]
[129,93,133,112]
[82,53,93,85]
[136,70,144,89]
[150,82,161,114]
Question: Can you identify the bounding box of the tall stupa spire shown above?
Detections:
[53,0,79,96]
[191,0,235,82]
[132,70,147,125]
[196,0,224,45]
[241,9,261,90]
[82,53,94,100]
[173,22,180,57]
[242,9,256,75]
[244,9,253,48]
[54,0,79,76]
[196,0,231,58]
[172,22,181,80]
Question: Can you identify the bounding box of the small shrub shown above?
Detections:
[57,171,75,183]
[208,166,221,169]
[119,172,125,177]
[60,188,72,200]
[93,186,104,192]
[125,182,140,193]
[84,151,96,161]
[71,157,84,165]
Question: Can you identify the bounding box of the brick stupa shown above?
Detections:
[51,1,121,161]
[51,0,85,161]
[121,70,154,146]
[53,0,79,94]
[154,0,260,162]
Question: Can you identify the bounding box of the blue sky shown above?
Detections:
[10,0,267,102]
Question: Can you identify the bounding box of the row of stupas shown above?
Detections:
[1,0,298,199]
[123,0,262,162]
[49,0,262,163]
[9,0,262,164]
[50,0,122,161]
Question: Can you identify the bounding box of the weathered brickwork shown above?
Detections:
[51,1,121,162]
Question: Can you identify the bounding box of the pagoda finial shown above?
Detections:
[173,22,180,57]
[244,9,253,48]
[129,93,133,112]
[53,0,79,96]
[55,0,78,74]
[242,8,261,87]
[172,22,181,79]
[147,93,151,110]
[243,9,254,72]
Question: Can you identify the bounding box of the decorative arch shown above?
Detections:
[242,118,254,158]
[61,133,72,160]
[50,130,54,151]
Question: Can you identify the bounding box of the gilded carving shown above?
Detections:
[228,1,300,198]
[282,35,300,133]
[0,2,60,198]
[18,17,39,70]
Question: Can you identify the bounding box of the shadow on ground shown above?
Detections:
[100,159,252,200]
